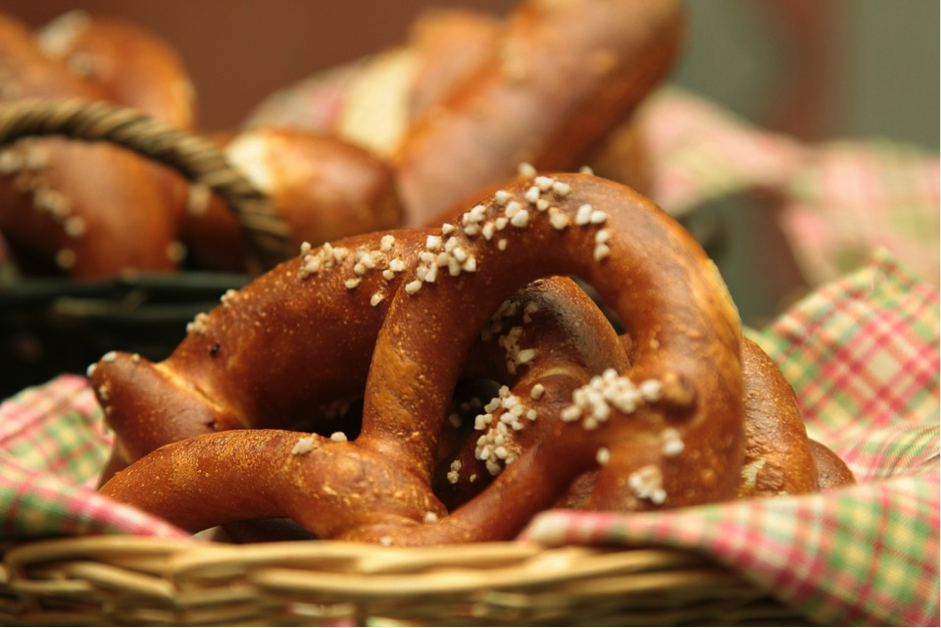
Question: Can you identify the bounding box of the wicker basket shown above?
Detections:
[0,100,773,628]
[0,98,291,397]
[0,536,813,626]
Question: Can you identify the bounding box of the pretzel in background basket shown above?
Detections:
[0,9,404,278]
[0,11,186,278]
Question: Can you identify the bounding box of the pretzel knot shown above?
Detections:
[94,173,851,546]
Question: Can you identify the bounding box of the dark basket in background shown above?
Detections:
[0,98,292,398]
[0,271,251,398]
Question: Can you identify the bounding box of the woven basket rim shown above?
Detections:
[0,534,812,626]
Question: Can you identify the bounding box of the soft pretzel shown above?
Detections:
[391,0,683,225]
[98,172,746,544]
[98,173,855,543]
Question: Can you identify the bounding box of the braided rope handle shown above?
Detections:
[0,98,292,271]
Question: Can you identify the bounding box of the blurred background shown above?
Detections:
[2,0,938,324]
[5,0,936,145]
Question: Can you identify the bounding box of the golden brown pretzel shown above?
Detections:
[98,173,745,544]
[251,1,683,226]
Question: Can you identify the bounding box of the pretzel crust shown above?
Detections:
[35,11,197,130]
[172,127,406,273]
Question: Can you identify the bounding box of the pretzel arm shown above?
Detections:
[90,228,436,481]
[738,337,856,495]
[98,429,445,539]
[348,364,615,545]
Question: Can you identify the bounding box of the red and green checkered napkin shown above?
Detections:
[0,249,937,626]
[521,250,940,627]
[0,376,187,539]
[630,86,941,288]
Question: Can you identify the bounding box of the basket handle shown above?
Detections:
[0,97,292,272]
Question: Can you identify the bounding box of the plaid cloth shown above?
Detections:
[521,249,940,627]
[1,78,939,625]
[629,87,941,288]
[0,376,188,539]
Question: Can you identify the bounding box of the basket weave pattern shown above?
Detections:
[1,537,810,626]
